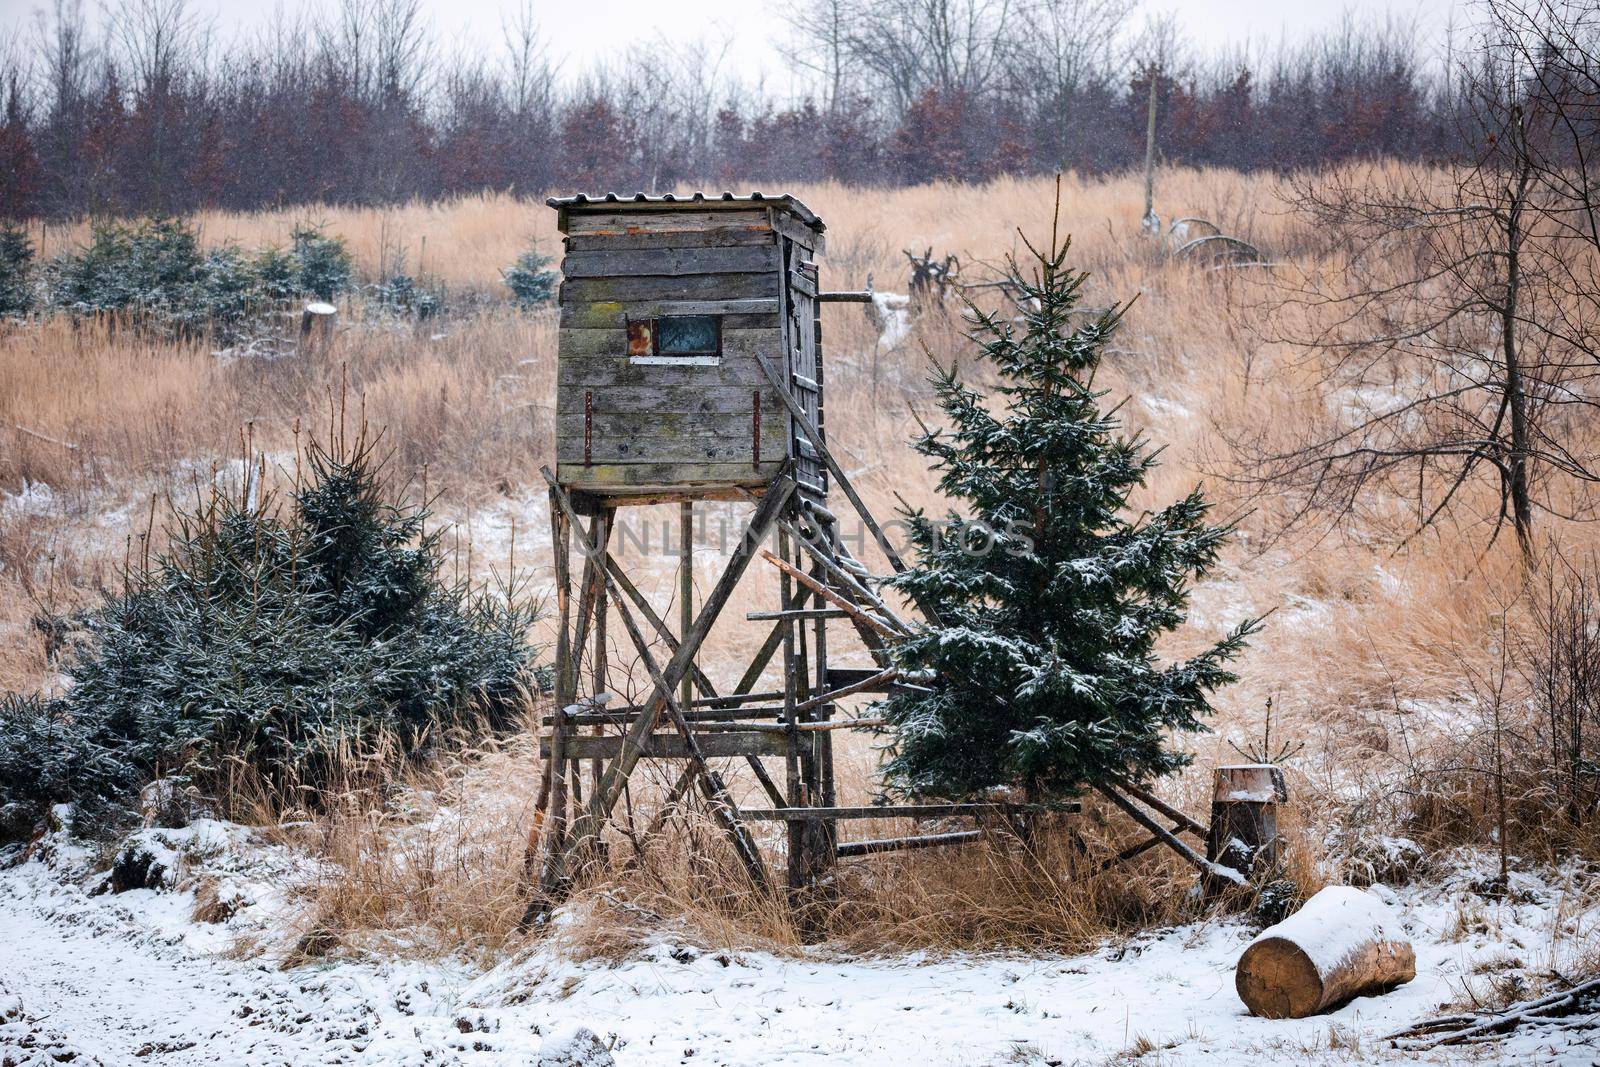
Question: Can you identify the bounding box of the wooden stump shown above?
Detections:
[1236,886,1416,1018]
[299,301,337,355]
[1205,764,1285,893]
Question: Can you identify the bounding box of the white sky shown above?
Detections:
[1,0,1465,86]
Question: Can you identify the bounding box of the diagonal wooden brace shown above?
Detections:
[755,352,942,627]
[604,552,787,809]
[539,465,795,894]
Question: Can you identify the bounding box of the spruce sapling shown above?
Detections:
[880,190,1259,802]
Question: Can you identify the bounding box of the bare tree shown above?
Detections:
[1009,0,1139,167]
[783,0,1018,119]
[1231,15,1600,559]
[501,0,558,121]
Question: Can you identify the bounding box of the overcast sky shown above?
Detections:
[1,0,1465,85]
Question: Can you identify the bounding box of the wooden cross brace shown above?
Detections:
[535,465,797,900]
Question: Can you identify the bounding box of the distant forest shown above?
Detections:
[0,0,1494,218]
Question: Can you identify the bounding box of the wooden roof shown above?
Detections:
[547,191,824,233]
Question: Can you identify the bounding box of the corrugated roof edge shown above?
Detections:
[546,191,824,232]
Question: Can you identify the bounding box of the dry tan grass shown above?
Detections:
[5,167,1595,957]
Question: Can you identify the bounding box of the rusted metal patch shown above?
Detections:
[626,320,653,357]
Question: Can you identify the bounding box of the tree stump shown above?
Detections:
[1236,886,1416,1018]
[1205,763,1285,893]
[299,301,337,355]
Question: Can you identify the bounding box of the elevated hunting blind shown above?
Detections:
[551,192,826,501]
[529,192,1079,927]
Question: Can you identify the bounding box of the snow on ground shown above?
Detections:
[1,828,1596,1066]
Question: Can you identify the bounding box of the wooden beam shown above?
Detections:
[836,830,983,857]
[739,802,1080,821]
[778,519,914,636]
[1094,784,1243,886]
[1111,777,1208,839]
[824,667,901,692]
[754,352,941,626]
[793,668,899,713]
[541,732,791,760]
[746,607,850,622]
[761,550,899,639]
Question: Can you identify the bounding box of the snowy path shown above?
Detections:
[2,851,1596,1066]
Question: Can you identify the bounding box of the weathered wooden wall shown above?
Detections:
[554,206,820,497]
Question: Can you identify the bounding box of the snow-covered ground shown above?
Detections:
[2,822,1596,1066]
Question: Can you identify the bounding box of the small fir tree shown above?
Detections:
[0,428,540,838]
[0,222,34,316]
[503,247,558,309]
[880,204,1258,802]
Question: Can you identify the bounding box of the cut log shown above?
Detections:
[1236,886,1416,1019]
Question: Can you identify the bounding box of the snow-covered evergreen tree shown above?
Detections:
[880,207,1258,801]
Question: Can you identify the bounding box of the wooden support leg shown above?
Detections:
[587,510,613,797]
[679,501,694,714]
[538,467,793,896]
[539,492,573,862]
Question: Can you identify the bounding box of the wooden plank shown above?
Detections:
[560,274,777,305]
[556,461,784,488]
[557,434,781,466]
[793,668,899,713]
[789,270,818,297]
[562,246,780,279]
[556,383,780,416]
[564,228,776,252]
[565,208,771,235]
[747,608,850,622]
[556,410,786,441]
[768,210,824,253]
[740,802,1081,821]
[825,666,897,690]
[540,731,791,760]
[558,357,780,391]
[836,830,983,858]
[561,299,777,329]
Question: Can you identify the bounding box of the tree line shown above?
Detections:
[0,0,1481,219]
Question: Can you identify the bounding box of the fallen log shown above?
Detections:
[1385,975,1600,1050]
[1236,886,1416,1019]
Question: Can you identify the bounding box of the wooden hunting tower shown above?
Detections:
[551,192,826,502]
[529,192,1077,925]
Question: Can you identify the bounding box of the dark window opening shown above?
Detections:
[655,315,720,357]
